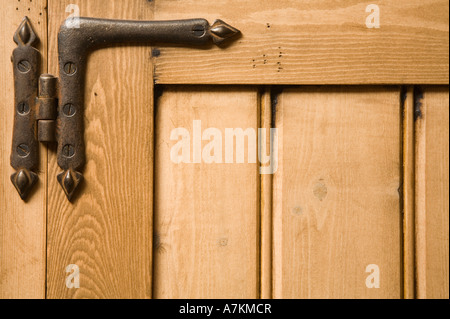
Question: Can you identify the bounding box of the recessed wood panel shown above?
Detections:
[273,87,402,298]
[415,87,449,299]
[153,86,259,298]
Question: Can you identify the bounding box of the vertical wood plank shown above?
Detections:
[153,86,259,298]
[273,87,402,298]
[260,88,272,299]
[415,87,449,299]
[403,87,415,299]
[46,0,154,298]
[0,0,47,299]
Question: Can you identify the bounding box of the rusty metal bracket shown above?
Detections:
[11,16,240,201]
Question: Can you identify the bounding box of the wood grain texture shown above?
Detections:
[273,87,402,298]
[152,0,449,85]
[46,0,155,298]
[0,0,47,299]
[402,87,415,299]
[415,87,449,299]
[153,86,259,298]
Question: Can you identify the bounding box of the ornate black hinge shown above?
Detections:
[11,16,240,201]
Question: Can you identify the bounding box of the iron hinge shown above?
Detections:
[11,16,240,201]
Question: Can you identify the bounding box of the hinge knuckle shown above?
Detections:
[38,73,58,98]
[36,98,57,120]
[36,74,58,142]
[37,120,56,143]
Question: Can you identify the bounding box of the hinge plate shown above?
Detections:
[10,17,41,200]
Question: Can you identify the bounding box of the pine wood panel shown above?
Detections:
[273,87,402,298]
[152,0,449,85]
[415,87,449,299]
[153,86,259,298]
[46,0,155,298]
[0,0,47,299]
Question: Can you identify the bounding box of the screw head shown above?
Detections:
[192,25,206,37]
[63,62,77,75]
[62,103,76,117]
[62,144,75,158]
[17,143,30,157]
[17,101,30,115]
[17,60,31,73]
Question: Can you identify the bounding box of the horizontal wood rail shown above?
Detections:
[152,0,449,85]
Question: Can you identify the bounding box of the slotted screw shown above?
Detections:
[63,62,76,75]
[62,144,75,158]
[17,143,30,157]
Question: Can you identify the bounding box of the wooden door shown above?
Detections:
[0,0,448,299]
